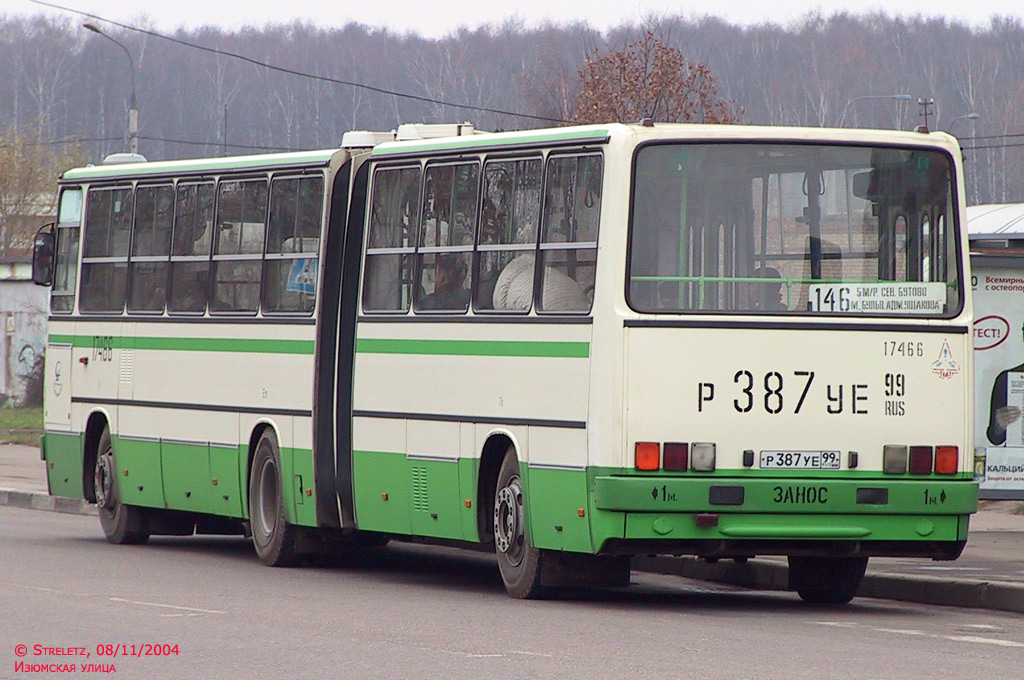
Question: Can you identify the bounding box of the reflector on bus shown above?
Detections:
[635,442,660,471]
[935,446,959,475]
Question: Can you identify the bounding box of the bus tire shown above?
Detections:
[248,430,298,567]
[788,556,868,604]
[494,448,547,599]
[95,425,150,545]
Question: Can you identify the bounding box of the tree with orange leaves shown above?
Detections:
[573,31,741,125]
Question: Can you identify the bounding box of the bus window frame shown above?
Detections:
[79,183,134,315]
[535,151,602,316]
[168,180,216,317]
[413,158,481,315]
[623,138,965,319]
[473,153,544,315]
[361,162,422,315]
[126,181,175,315]
[50,186,84,315]
[260,171,326,318]
[209,175,270,317]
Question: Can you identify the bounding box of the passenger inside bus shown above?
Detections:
[492,254,590,312]
[747,267,788,311]
[418,254,471,311]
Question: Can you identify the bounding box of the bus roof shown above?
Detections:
[61,148,342,183]
[369,122,961,159]
[967,203,1024,238]
[371,125,614,158]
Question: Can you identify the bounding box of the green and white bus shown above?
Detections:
[33,122,977,603]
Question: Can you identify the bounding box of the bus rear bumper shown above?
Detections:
[591,475,977,559]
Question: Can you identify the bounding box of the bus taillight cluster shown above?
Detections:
[635,442,716,472]
[883,445,959,475]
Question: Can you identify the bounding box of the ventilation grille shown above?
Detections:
[119,349,134,384]
[411,466,428,512]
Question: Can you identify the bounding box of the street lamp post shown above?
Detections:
[839,94,913,128]
[948,112,981,136]
[84,22,138,155]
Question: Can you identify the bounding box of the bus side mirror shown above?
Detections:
[32,224,56,287]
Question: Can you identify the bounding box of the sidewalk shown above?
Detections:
[3,441,1023,612]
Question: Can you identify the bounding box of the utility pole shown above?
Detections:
[84,22,138,154]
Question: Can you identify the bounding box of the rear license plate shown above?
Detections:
[759,450,841,469]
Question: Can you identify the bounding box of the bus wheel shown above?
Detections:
[95,426,150,545]
[248,430,298,567]
[494,449,547,599]
[788,556,868,604]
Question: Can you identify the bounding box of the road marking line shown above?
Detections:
[813,622,1024,648]
[872,627,926,636]
[108,597,225,614]
[946,636,1024,648]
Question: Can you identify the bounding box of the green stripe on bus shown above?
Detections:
[47,334,314,355]
[355,338,590,358]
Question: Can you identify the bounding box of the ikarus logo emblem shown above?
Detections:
[931,340,960,379]
[52,360,63,397]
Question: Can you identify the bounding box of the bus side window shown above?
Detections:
[80,186,132,313]
[475,157,541,312]
[169,182,214,314]
[211,179,267,314]
[263,175,323,314]
[51,188,83,314]
[127,184,173,313]
[538,154,601,313]
[414,161,478,314]
[363,166,420,313]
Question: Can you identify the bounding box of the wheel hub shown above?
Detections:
[494,478,524,565]
[95,452,115,510]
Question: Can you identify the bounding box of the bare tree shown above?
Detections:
[572,31,740,124]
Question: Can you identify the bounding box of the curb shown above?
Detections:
[633,555,1024,614]
[4,489,1023,614]
[0,488,96,516]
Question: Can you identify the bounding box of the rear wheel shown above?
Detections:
[789,556,868,604]
[95,425,150,545]
[248,429,298,566]
[494,449,547,599]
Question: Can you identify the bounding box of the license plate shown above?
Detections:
[759,450,841,469]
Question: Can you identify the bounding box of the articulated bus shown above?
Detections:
[33,122,977,603]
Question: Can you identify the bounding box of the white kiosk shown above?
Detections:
[969,203,1024,499]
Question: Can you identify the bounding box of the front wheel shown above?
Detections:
[96,425,150,545]
[248,430,298,566]
[788,556,868,604]
[494,449,547,599]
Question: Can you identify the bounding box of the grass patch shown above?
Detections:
[0,406,43,445]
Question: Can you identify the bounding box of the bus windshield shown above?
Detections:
[628,142,960,316]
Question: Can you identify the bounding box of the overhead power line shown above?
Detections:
[137,135,296,152]
[0,136,121,148]
[29,0,568,124]
[963,142,1024,152]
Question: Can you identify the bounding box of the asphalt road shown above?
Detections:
[2,505,1023,680]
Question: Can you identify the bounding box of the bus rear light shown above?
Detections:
[935,446,959,474]
[635,442,660,471]
[663,443,689,471]
[883,445,908,474]
[691,442,716,472]
[909,446,933,475]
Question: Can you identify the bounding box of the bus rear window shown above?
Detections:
[628,143,960,316]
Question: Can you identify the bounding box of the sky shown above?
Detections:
[3,0,1021,38]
